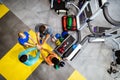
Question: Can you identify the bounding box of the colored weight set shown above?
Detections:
[62,15,77,31]
[58,47,65,54]
[57,42,68,54]
[51,32,69,46]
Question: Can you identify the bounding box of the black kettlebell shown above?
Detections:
[59,61,65,67]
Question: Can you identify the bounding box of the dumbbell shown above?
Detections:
[115,50,120,58]
[55,40,61,46]
[59,61,65,67]
[58,47,64,54]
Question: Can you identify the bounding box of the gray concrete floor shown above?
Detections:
[0,11,30,59]
[2,0,120,80]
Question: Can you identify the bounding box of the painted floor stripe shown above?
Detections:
[0,4,9,19]
[68,70,86,80]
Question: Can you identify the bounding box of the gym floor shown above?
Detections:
[0,0,120,80]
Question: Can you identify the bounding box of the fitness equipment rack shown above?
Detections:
[57,0,120,60]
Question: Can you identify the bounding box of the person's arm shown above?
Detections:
[40,52,52,65]
[23,31,35,47]
[40,51,46,60]
[42,48,59,59]
[24,50,40,66]
[29,35,36,45]
[19,47,37,57]
[42,48,54,55]
[24,42,34,47]
[36,32,41,44]
[36,43,42,50]
[42,34,50,44]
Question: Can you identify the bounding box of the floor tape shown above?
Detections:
[0,4,9,19]
[68,70,86,80]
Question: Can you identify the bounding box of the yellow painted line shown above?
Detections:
[68,70,86,80]
[0,30,53,80]
[0,4,9,19]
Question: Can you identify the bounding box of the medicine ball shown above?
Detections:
[55,33,61,39]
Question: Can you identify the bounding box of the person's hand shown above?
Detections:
[36,44,42,50]
[34,43,37,45]
[46,34,50,38]
[36,32,41,44]
[37,32,40,36]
